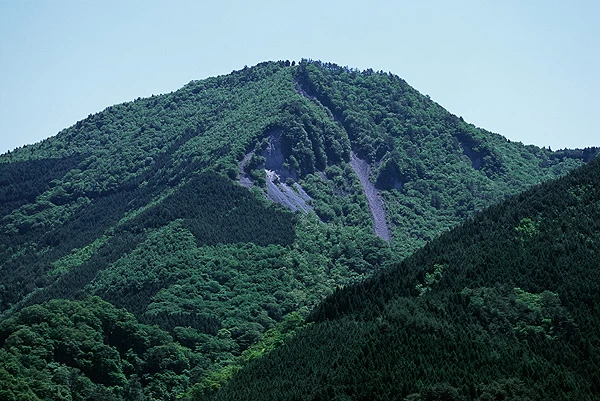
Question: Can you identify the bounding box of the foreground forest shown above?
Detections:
[207,144,600,401]
[0,60,597,400]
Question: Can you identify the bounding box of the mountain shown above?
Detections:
[0,60,597,400]
[204,140,600,401]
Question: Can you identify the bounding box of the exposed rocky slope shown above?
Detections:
[349,152,390,242]
[0,59,597,400]
[207,141,600,401]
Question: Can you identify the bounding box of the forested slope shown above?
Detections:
[294,61,598,254]
[0,60,597,400]
[208,152,600,401]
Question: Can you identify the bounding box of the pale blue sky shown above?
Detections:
[1,0,598,155]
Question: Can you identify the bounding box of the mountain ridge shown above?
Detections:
[0,59,597,401]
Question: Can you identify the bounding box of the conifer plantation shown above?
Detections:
[0,60,597,400]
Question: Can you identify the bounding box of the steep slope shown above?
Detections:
[207,155,600,401]
[294,61,598,254]
[349,152,391,241]
[0,60,597,400]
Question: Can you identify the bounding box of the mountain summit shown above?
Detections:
[0,60,597,400]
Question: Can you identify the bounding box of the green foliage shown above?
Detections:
[208,156,600,401]
[461,287,573,341]
[295,59,598,256]
[49,235,109,277]
[515,217,540,239]
[184,312,305,399]
[87,214,390,364]
[416,263,446,295]
[0,297,194,401]
[124,171,298,246]
[0,59,598,400]
[299,163,372,227]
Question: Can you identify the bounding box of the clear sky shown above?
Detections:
[1,0,598,155]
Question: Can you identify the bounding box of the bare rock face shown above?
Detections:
[263,130,298,181]
[265,170,312,212]
[239,134,391,240]
[238,131,312,213]
[349,153,391,243]
[238,152,254,189]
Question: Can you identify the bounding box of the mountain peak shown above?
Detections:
[0,60,597,401]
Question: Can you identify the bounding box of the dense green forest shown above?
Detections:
[208,151,600,401]
[0,60,597,400]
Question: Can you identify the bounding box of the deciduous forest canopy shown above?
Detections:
[0,60,597,401]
